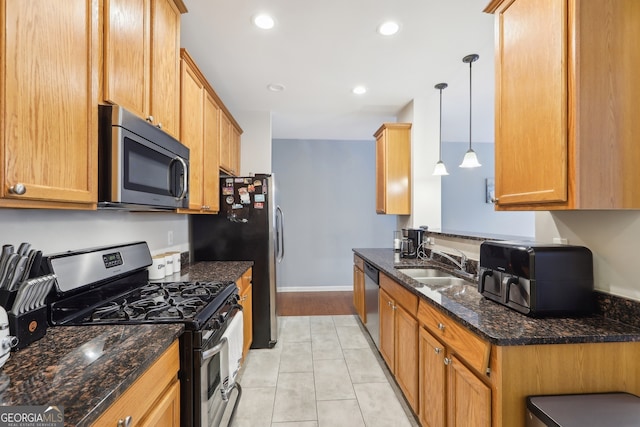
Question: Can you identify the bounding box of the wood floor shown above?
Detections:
[277,291,356,316]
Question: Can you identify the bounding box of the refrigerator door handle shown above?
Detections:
[276,205,285,262]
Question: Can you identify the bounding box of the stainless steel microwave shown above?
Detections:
[98,104,189,210]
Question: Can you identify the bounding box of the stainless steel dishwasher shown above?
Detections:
[364,262,380,347]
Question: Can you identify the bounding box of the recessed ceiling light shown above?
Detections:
[267,83,285,92]
[352,86,367,95]
[377,21,400,36]
[253,13,275,30]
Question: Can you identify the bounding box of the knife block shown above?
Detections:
[0,289,17,311]
[8,306,47,351]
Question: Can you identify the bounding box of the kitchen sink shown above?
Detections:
[396,268,455,280]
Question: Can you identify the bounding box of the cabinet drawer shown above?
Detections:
[380,273,418,316]
[354,255,364,271]
[92,340,180,426]
[417,300,490,375]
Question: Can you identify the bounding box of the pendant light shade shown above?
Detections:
[459,53,481,168]
[433,82,449,176]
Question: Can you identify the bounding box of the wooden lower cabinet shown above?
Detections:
[419,327,446,427]
[353,255,366,324]
[92,340,180,426]
[236,267,253,360]
[379,274,419,411]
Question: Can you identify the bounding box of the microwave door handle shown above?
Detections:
[171,156,189,200]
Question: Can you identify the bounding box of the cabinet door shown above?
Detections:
[139,380,180,427]
[240,283,253,359]
[103,0,149,118]
[230,125,241,175]
[219,112,232,173]
[395,305,418,411]
[179,59,204,211]
[149,0,181,138]
[379,288,395,370]
[419,327,446,427]
[375,132,386,213]
[494,0,568,206]
[2,0,98,207]
[447,355,491,427]
[203,92,221,212]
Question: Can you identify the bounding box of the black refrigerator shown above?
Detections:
[190,174,282,348]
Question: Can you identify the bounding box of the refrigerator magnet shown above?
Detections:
[225,196,235,205]
[254,202,264,209]
[254,194,265,202]
[232,203,243,209]
[248,184,255,193]
[238,187,250,204]
[253,180,262,187]
[226,178,234,185]
[235,178,244,183]
[244,178,252,184]
[222,186,234,195]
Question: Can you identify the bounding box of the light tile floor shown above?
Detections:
[230,315,420,427]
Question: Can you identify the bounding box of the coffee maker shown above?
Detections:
[401,228,425,258]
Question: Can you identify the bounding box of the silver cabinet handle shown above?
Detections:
[146,115,154,123]
[434,347,442,354]
[8,183,26,195]
[444,357,451,366]
[117,416,132,427]
[438,322,446,331]
[156,122,162,129]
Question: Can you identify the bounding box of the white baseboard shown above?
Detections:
[277,286,352,293]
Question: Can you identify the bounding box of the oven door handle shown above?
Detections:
[201,336,228,364]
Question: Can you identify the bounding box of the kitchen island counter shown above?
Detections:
[354,248,640,346]
[0,324,183,426]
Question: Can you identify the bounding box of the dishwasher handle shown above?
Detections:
[364,262,379,284]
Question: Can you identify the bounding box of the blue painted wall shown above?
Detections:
[272,139,397,290]
[441,141,534,237]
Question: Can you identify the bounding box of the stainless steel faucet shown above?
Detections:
[428,248,468,272]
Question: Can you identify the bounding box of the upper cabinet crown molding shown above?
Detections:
[488,0,640,210]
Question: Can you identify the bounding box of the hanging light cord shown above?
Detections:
[439,86,444,160]
[468,58,473,150]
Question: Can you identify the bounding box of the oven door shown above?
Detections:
[198,311,240,427]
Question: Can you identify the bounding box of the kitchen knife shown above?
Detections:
[0,254,19,290]
[20,250,38,283]
[17,242,31,257]
[7,256,28,291]
[0,245,14,280]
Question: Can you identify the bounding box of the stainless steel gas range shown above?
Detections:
[44,241,242,427]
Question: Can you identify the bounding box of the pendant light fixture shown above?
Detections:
[459,53,481,168]
[433,83,449,176]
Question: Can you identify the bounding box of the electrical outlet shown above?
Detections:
[553,237,568,245]
[168,230,174,246]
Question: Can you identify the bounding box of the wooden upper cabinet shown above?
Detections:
[179,49,221,214]
[374,123,411,215]
[486,0,640,209]
[104,0,185,139]
[219,111,242,176]
[179,55,205,211]
[1,0,98,209]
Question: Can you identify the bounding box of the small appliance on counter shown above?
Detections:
[479,241,594,316]
[400,228,425,259]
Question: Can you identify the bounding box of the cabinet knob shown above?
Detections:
[146,115,154,123]
[117,416,132,427]
[434,347,442,354]
[437,322,446,331]
[8,183,26,195]
[444,357,451,366]
[156,122,163,129]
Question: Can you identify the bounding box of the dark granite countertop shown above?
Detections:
[0,324,183,426]
[161,260,253,283]
[354,248,640,346]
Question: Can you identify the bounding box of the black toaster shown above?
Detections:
[479,241,594,316]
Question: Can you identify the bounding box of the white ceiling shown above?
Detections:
[180,0,496,142]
